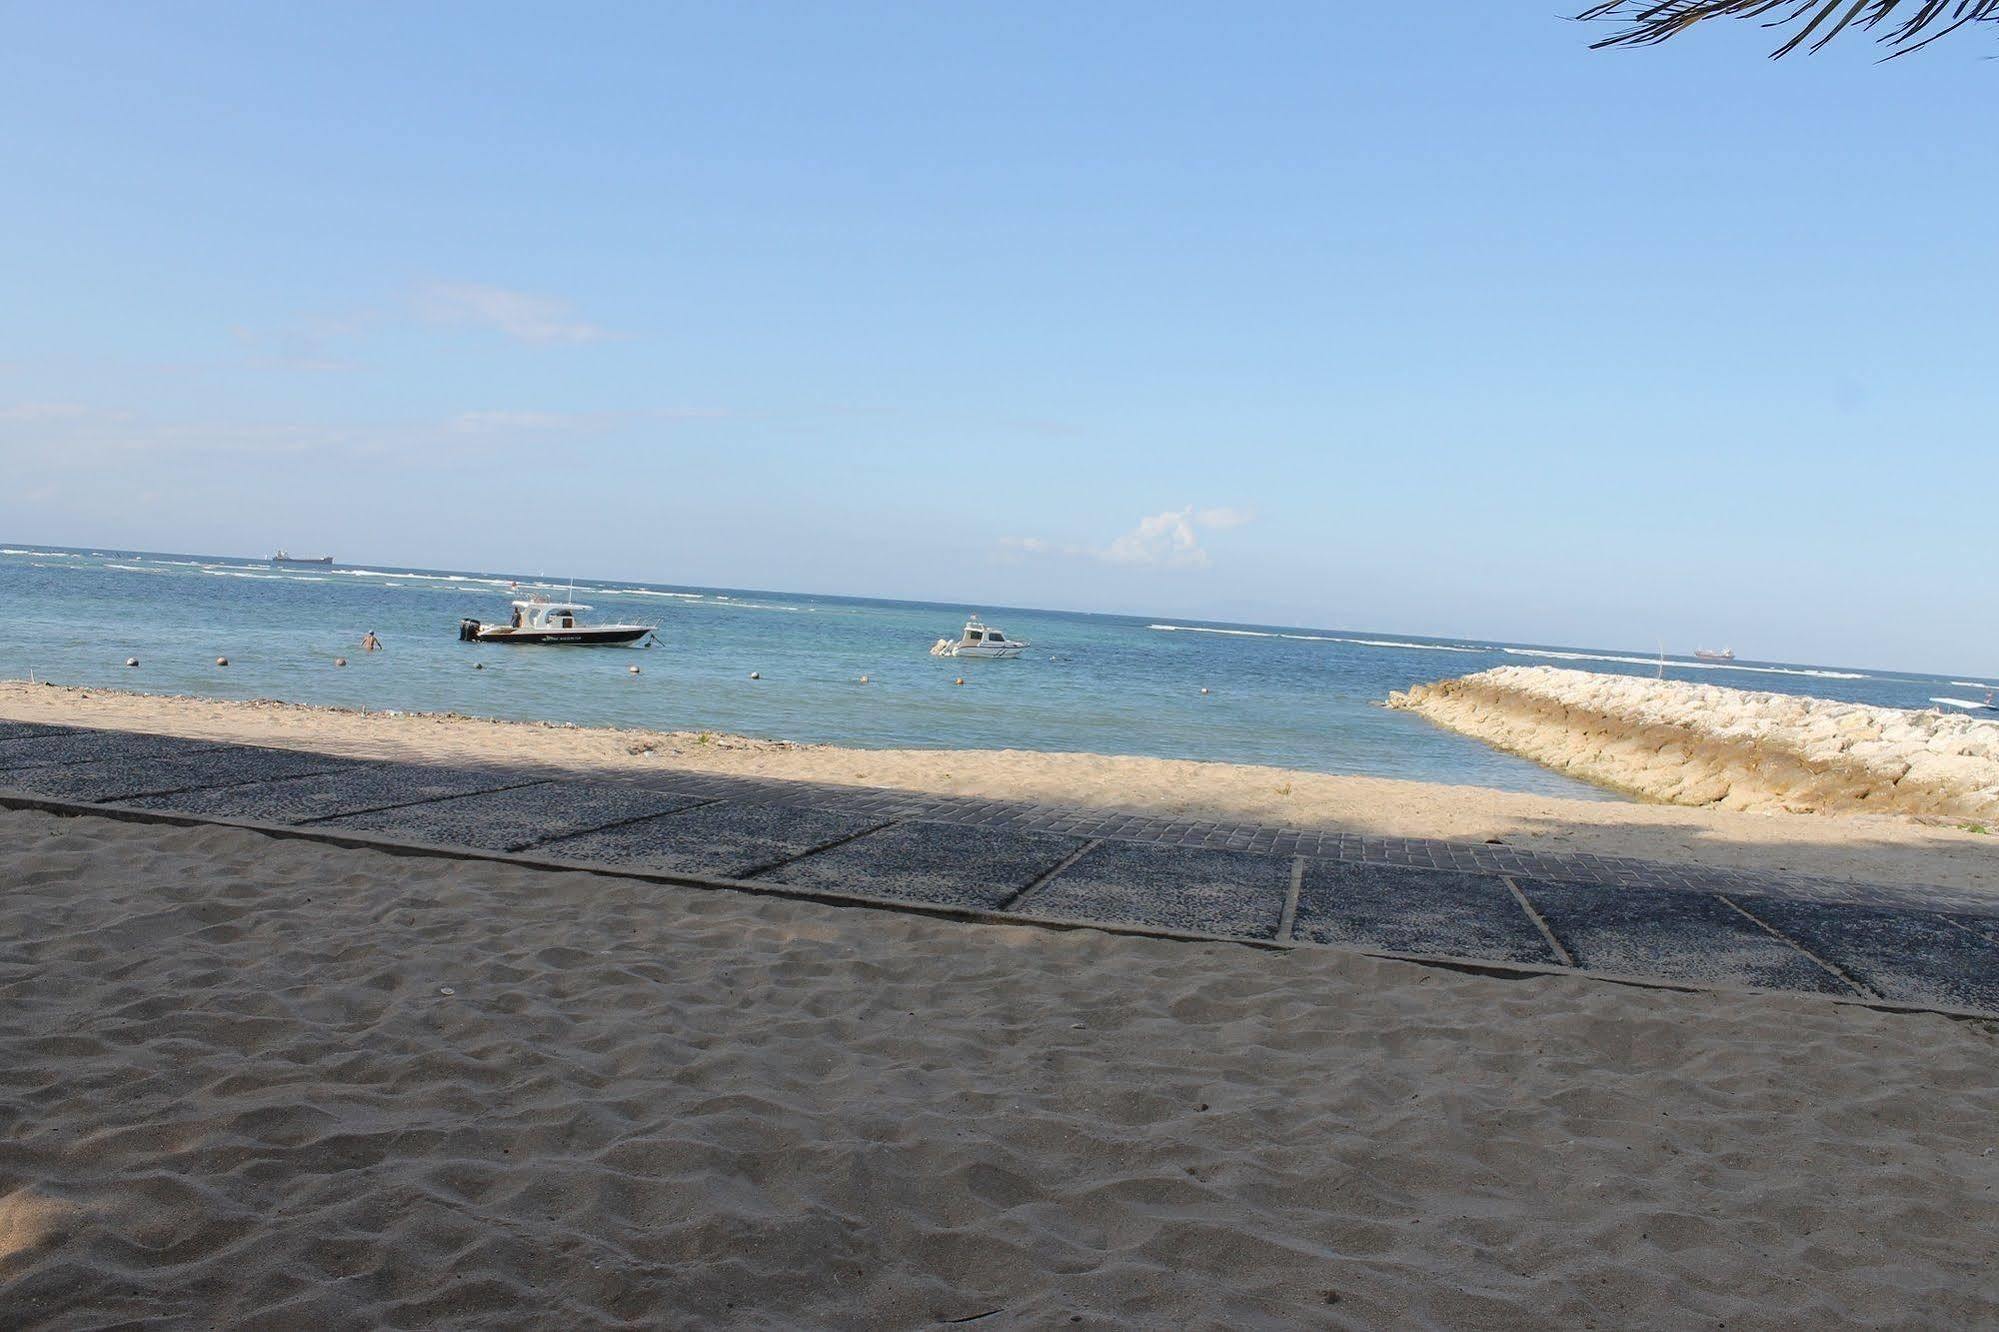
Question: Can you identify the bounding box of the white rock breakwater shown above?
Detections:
[1389,666,1999,821]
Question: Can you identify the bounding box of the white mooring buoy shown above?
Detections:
[125,657,138,668]
[216,656,229,667]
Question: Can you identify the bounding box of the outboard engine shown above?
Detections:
[459,618,482,642]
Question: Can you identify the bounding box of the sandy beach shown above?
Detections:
[2,807,1994,1326]
[6,681,1999,896]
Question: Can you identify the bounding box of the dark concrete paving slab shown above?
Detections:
[1947,913,1998,944]
[1736,896,1999,1013]
[315,781,710,853]
[0,746,354,803]
[1519,881,1850,995]
[1294,862,1558,966]
[0,721,81,742]
[761,820,1085,909]
[0,728,224,772]
[537,801,883,880]
[125,763,525,824]
[1024,841,1290,939]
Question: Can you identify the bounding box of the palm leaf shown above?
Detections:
[1574,0,1999,57]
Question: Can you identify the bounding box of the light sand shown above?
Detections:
[7,681,1999,895]
[1,809,1994,1326]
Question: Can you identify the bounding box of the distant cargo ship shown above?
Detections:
[271,550,334,565]
[1694,647,1735,661]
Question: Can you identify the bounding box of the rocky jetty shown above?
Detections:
[1389,666,1999,821]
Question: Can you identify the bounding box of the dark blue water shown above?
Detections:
[4,545,1987,799]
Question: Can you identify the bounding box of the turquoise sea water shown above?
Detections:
[5,545,1989,800]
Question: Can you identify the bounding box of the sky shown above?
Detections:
[2,4,1994,674]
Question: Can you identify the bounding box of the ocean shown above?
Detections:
[5,545,1988,800]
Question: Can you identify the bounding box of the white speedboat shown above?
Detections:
[459,599,654,646]
[931,615,1028,659]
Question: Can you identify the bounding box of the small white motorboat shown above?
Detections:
[931,615,1028,659]
[460,598,655,646]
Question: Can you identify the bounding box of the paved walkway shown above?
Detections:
[2,719,1994,1017]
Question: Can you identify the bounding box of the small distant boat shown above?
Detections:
[271,550,334,565]
[460,598,654,646]
[1694,647,1735,661]
[931,615,1028,659]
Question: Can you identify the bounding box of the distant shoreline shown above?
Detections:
[6,679,1997,897]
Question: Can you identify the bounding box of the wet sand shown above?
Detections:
[5,681,1999,895]
[2,808,1995,1326]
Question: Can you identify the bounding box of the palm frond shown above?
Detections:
[1574,0,1999,57]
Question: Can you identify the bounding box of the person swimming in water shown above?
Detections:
[361,630,382,652]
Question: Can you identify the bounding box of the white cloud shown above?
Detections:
[448,410,591,434]
[1103,508,1210,569]
[0,402,107,422]
[416,281,611,344]
[1194,505,1256,531]
[1002,504,1256,571]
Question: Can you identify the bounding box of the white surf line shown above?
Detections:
[1147,624,1489,653]
[1713,894,1877,999]
[1502,877,1574,968]
[1499,647,1870,681]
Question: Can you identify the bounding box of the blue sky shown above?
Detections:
[2,4,1993,673]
